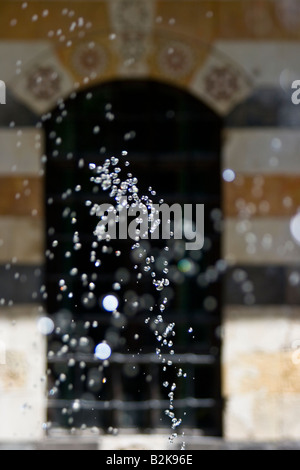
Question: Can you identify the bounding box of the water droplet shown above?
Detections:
[290,213,300,245]
[95,343,112,361]
[102,294,119,312]
[72,400,81,411]
[81,292,96,309]
[222,168,236,182]
[37,317,55,335]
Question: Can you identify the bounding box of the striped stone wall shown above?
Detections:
[222,128,300,440]
[0,127,46,441]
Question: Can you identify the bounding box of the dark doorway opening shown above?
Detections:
[44,80,223,435]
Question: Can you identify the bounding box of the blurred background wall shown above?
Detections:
[0,0,300,446]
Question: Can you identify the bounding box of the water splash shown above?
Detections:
[89,154,186,443]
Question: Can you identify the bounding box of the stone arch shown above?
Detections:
[7,29,253,118]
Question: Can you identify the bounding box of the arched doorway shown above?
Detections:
[44,79,223,435]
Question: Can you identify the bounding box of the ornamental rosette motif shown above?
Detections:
[26,66,61,101]
[204,66,240,102]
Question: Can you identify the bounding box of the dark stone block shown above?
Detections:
[224,265,286,305]
[0,264,44,304]
[226,87,300,128]
[0,90,38,127]
[285,267,300,305]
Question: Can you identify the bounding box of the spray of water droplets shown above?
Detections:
[88,155,186,446]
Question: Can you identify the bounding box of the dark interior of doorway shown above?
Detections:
[44,79,223,436]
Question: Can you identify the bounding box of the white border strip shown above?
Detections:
[223,128,300,174]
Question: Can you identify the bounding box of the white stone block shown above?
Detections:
[0,306,46,441]
[223,128,300,174]
[0,128,44,175]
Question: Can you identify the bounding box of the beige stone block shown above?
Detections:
[223,351,300,396]
[0,393,46,442]
[223,306,300,360]
[99,434,172,451]
[223,217,300,264]
[0,340,5,365]
[0,216,44,264]
[223,174,300,218]
[223,306,300,394]
[0,176,44,217]
[224,392,281,441]
[222,128,300,174]
[224,394,255,440]
[280,395,300,439]
[0,128,44,175]
[225,392,300,441]
[0,305,47,441]
[251,392,281,441]
[223,306,300,440]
